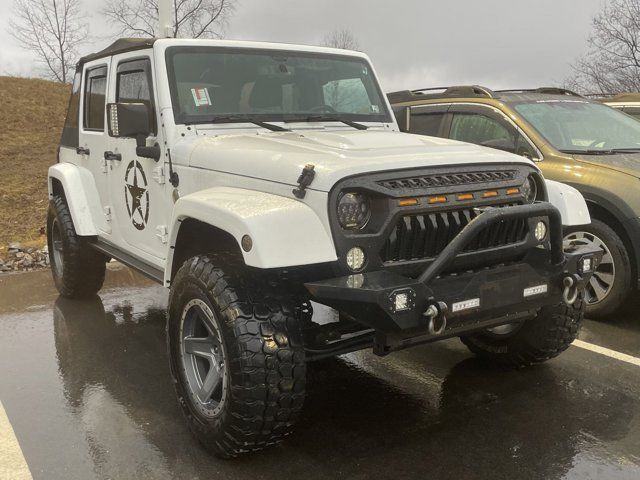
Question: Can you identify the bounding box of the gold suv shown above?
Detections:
[389,86,640,318]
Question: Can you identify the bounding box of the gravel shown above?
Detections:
[0,243,49,273]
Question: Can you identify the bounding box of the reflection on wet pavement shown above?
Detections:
[1,266,640,479]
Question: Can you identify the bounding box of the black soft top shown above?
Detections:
[78,38,157,66]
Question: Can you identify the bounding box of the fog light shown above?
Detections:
[581,257,593,274]
[346,247,366,271]
[534,221,547,241]
[389,289,416,313]
[395,293,409,311]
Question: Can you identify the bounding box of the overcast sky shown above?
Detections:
[0,0,604,91]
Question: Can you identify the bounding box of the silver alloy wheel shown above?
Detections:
[486,323,520,336]
[51,218,64,278]
[564,231,615,305]
[179,299,227,418]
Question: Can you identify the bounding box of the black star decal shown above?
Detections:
[126,166,147,225]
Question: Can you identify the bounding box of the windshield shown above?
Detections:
[166,47,391,125]
[513,100,640,153]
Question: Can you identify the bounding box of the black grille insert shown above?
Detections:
[381,206,529,262]
[378,171,518,190]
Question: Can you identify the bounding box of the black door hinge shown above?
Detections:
[293,164,316,199]
[167,149,180,188]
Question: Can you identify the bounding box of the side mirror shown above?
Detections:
[106,102,160,161]
[107,102,151,138]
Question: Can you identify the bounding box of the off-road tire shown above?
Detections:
[564,218,631,319]
[167,255,306,458]
[460,295,585,367]
[47,196,106,299]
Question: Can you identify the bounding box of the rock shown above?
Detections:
[0,244,50,274]
[22,254,34,267]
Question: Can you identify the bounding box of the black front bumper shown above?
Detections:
[305,203,603,344]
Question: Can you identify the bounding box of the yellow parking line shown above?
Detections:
[0,401,32,480]
[573,339,640,367]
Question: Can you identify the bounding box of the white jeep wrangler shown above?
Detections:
[49,37,601,457]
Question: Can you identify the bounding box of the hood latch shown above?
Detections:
[293,164,316,199]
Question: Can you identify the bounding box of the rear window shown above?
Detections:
[60,69,82,147]
[84,66,108,131]
[409,112,445,137]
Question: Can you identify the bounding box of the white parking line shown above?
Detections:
[0,401,32,480]
[573,339,640,367]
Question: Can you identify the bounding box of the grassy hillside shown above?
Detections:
[0,77,70,251]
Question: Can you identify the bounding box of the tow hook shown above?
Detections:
[424,301,448,336]
[562,274,582,306]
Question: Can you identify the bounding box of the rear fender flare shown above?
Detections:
[48,163,102,236]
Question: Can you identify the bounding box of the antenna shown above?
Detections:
[158,0,175,38]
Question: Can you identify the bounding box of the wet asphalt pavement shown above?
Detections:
[1,264,640,480]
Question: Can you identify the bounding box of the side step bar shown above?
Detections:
[91,239,164,284]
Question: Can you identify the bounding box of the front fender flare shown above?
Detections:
[168,187,337,277]
[545,180,591,227]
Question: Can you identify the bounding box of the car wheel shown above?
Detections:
[47,195,107,299]
[460,294,585,367]
[167,255,306,458]
[563,219,631,319]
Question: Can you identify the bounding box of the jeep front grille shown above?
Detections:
[381,206,529,263]
[377,171,518,191]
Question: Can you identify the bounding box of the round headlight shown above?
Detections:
[522,175,538,203]
[337,192,371,230]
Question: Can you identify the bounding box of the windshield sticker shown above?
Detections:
[371,105,380,113]
[191,87,212,107]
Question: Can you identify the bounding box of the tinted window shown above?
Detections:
[623,107,640,121]
[116,60,156,134]
[450,113,517,153]
[84,67,108,131]
[60,69,82,147]
[410,113,445,136]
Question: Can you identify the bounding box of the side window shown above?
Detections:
[409,113,446,137]
[623,107,640,121]
[323,78,373,114]
[515,135,539,160]
[84,66,108,131]
[450,113,516,153]
[116,59,156,134]
[61,69,82,147]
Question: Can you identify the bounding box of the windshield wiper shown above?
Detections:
[610,148,640,153]
[189,115,291,132]
[286,115,369,131]
[559,149,616,155]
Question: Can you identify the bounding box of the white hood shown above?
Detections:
[177,129,535,192]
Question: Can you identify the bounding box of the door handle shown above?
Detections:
[104,151,122,161]
[76,146,90,155]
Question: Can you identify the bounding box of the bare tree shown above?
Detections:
[9,0,88,83]
[566,0,640,94]
[322,28,360,51]
[103,0,235,39]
